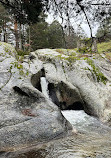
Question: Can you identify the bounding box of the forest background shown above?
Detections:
[0,0,111,55]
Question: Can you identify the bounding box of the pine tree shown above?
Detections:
[0,4,10,42]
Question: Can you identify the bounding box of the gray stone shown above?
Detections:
[0,42,111,152]
[0,43,72,151]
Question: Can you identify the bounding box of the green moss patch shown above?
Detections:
[56,49,77,56]
[10,61,29,77]
[86,58,107,84]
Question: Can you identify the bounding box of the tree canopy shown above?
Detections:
[0,0,111,51]
[96,17,111,42]
[26,18,78,51]
[48,0,111,38]
[0,0,48,24]
[1,0,111,32]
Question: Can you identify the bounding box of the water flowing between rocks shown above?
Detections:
[40,77,49,99]
[1,44,111,158]
[20,77,111,158]
[11,110,111,158]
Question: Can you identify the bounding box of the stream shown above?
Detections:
[6,77,111,158]
[8,110,111,158]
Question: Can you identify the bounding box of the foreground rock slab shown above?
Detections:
[1,111,111,158]
[0,43,72,152]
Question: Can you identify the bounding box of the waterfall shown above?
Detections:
[40,77,49,98]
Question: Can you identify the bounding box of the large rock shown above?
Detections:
[0,42,111,153]
[34,49,111,122]
[0,43,72,152]
[0,85,72,150]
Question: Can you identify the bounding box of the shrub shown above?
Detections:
[17,49,30,56]
[78,46,92,54]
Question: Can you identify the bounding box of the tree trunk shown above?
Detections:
[3,19,7,42]
[29,25,31,52]
[19,24,22,50]
[23,24,25,51]
[14,19,19,50]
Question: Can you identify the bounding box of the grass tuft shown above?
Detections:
[97,41,111,53]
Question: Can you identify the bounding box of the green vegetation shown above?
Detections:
[86,58,107,84]
[10,60,29,77]
[56,41,111,64]
[55,52,81,69]
[97,41,111,53]
[63,40,111,55]
[78,38,92,54]
[105,53,111,61]
[56,49,68,54]
[97,40,111,62]
[54,48,108,83]
[28,20,78,51]
[70,40,111,61]
[0,42,17,56]
[56,49,77,56]
[77,38,98,54]
[96,17,111,43]
[17,49,30,56]
[80,38,92,46]
[78,46,92,54]
[56,54,79,62]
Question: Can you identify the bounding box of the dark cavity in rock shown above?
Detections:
[48,83,60,106]
[31,69,85,112]
[65,102,84,110]
[31,68,45,92]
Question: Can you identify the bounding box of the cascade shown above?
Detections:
[40,77,49,98]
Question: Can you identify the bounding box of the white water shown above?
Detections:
[10,111,111,158]
[36,76,111,157]
[40,77,49,98]
[61,110,111,134]
[61,110,96,127]
[17,110,111,158]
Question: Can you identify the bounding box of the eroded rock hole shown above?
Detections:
[31,70,85,111]
[48,82,85,111]
[65,102,84,110]
[31,68,45,91]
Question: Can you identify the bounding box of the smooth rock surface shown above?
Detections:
[35,49,111,122]
[0,42,111,154]
[0,43,72,151]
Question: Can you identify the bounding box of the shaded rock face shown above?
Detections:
[30,63,102,118]
[31,70,84,110]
